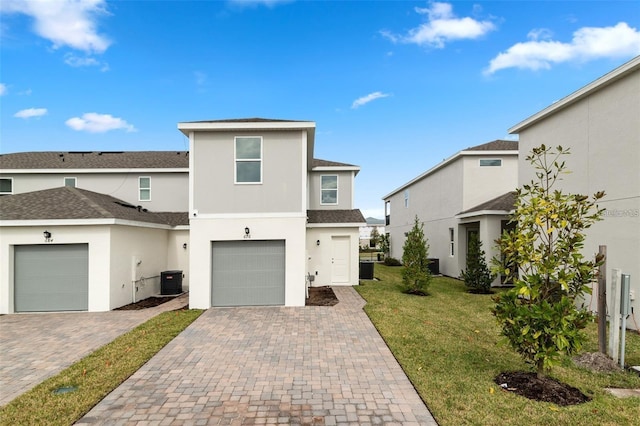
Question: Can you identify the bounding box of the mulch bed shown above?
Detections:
[115,296,179,310]
[306,286,339,306]
[117,288,340,309]
[495,371,591,406]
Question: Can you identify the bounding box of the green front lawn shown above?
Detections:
[0,308,203,426]
[356,264,640,426]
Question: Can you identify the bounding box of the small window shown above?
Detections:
[479,159,502,167]
[235,136,262,184]
[64,177,77,187]
[139,176,151,201]
[404,189,410,208]
[0,178,13,195]
[321,175,338,204]
[385,201,391,225]
[449,228,455,256]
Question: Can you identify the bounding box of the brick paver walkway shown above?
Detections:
[77,287,436,425]
[0,294,188,406]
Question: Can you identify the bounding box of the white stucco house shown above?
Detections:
[509,56,639,327]
[0,118,365,313]
[382,140,519,284]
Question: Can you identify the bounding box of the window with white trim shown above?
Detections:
[139,176,151,201]
[404,189,409,208]
[479,159,502,167]
[321,175,338,204]
[0,178,13,195]
[235,136,262,184]
[64,177,77,187]
[449,227,455,256]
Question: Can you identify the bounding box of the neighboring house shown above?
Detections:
[0,187,188,313]
[0,151,189,212]
[179,118,365,309]
[359,217,385,249]
[382,140,518,284]
[509,56,639,328]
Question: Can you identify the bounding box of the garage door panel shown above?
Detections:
[211,240,285,307]
[15,244,89,312]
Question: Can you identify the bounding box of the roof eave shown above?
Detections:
[509,56,640,134]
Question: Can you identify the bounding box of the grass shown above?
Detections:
[356,264,640,426]
[0,308,203,426]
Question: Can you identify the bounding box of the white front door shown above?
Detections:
[331,236,350,283]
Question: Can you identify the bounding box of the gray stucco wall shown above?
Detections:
[192,130,304,214]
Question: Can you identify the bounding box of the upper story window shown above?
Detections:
[404,189,410,208]
[385,201,391,225]
[321,175,338,204]
[64,177,77,187]
[479,159,502,167]
[235,136,262,184]
[139,176,151,201]
[0,178,13,195]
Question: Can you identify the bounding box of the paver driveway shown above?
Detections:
[0,294,188,407]
[78,287,436,425]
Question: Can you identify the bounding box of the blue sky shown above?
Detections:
[1,1,639,218]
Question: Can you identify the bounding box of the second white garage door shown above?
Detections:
[211,240,285,307]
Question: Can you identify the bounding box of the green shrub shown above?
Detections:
[401,216,431,295]
[384,257,402,266]
[461,232,494,294]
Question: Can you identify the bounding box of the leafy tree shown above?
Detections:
[379,233,390,259]
[492,144,605,377]
[370,227,381,249]
[461,232,494,293]
[401,216,431,294]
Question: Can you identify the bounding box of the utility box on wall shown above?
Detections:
[161,270,183,295]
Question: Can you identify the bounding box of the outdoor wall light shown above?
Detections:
[316,239,321,246]
[43,230,52,242]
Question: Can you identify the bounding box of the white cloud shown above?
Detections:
[0,83,6,96]
[382,2,496,48]
[14,107,48,118]
[65,113,136,133]
[486,22,640,74]
[64,53,109,70]
[351,92,390,109]
[3,0,111,53]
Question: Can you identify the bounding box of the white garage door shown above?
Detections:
[14,244,89,312]
[211,240,285,307]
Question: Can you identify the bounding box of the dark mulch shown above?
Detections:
[495,372,591,406]
[115,296,179,310]
[404,289,429,296]
[306,286,339,306]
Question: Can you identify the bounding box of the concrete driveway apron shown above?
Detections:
[0,294,188,407]
[77,287,436,425]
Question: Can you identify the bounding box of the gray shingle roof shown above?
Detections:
[458,191,516,215]
[312,159,358,168]
[307,209,366,224]
[465,140,519,151]
[183,117,310,124]
[0,187,187,226]
[0,151,189,170]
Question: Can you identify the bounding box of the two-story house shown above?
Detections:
[0,118,364,313]
[509,56,639,328]
[0,151,190,212]
[178,118,365,308]
[382,140,518,284]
